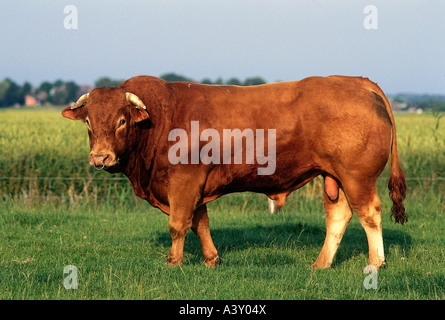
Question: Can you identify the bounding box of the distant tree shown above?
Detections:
[201,78,213,85]
[226,78,242,86]
[214,77,224,85]
[94,77,123,88]
[391,93,445,112]
[243,77,266,86]
[418,99,445,112]
[65,81,79,103]
[0,74,270,107]
[38,81,53,94]
[52,87,68,106]
[50,81,79,105]
[22,82,32,96]
[53,79,64,88]
[160,73,193,83]
[0,78,22,107]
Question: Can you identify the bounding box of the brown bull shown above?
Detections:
[62,75,407,269]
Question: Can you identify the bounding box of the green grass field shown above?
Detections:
[0,107,444,300]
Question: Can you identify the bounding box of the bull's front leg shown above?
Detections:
[166,172,210,266]
[167,208,192,266]
[166,193,196,265]
[167,203,219,267]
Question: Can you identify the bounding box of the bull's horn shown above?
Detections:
[70,93,90,109]
[126,92,147,110]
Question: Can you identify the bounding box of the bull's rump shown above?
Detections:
[167,76,392,199]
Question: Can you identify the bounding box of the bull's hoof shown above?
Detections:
[310,261,331,269]
[166,257,183,266]
[370,261,387,270]
[204,255,220,268]
[367,257,387,270]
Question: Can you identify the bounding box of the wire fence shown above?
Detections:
[1,175,443,203]
[1,176,444,181]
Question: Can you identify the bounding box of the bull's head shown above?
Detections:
[62,87,150,171]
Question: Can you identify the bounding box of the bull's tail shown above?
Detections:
[387,116,408,224]
[365,80,408,224]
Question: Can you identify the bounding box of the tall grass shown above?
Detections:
[1,108,443,201]
[395,112,445,179]
[0,107,132,204]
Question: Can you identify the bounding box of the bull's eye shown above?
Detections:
[85,119,90,127]
[116,118,126,130]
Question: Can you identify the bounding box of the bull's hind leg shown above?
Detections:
[342,180,386,268]
[312,178,352,269]
[356,194,385,268]
[191,205,219,267]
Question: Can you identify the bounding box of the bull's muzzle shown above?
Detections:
[94,160,106,171]
[89,153,114,170]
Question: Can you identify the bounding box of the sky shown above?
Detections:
[1,0,444,95]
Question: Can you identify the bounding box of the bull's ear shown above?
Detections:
[62,93,89,120]
[129,107,150,124]
[62,106,86,120]
[126,92,150,124]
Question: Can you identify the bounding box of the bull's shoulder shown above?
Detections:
[119,75,172,104]
[118,75,176,122]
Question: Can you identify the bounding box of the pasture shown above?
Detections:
[0,107,444,300]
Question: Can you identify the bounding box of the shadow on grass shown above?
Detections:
[153,221,411,268]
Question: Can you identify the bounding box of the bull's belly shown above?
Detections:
[202,161,322,202]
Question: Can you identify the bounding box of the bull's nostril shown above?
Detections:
[90,154,110,170]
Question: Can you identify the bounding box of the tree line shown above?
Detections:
[160,73,267,86]
[1,73,444,111]
[0,73,267,108]
[0,78,86,108]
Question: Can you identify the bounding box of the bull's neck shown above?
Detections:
[118,80,175,204]
[121,123,157,198]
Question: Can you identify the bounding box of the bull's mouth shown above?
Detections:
[103,162,121,173]
[90,157,120,171]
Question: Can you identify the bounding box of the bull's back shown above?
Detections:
[169,76,387,130]
[169,80,303,131]
[167,76,392,200]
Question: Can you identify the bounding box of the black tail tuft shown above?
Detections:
[388,166,407,224]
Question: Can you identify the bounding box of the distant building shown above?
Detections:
[407,107,423,114]
[24,95,40,107]
[389,98,407,111]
